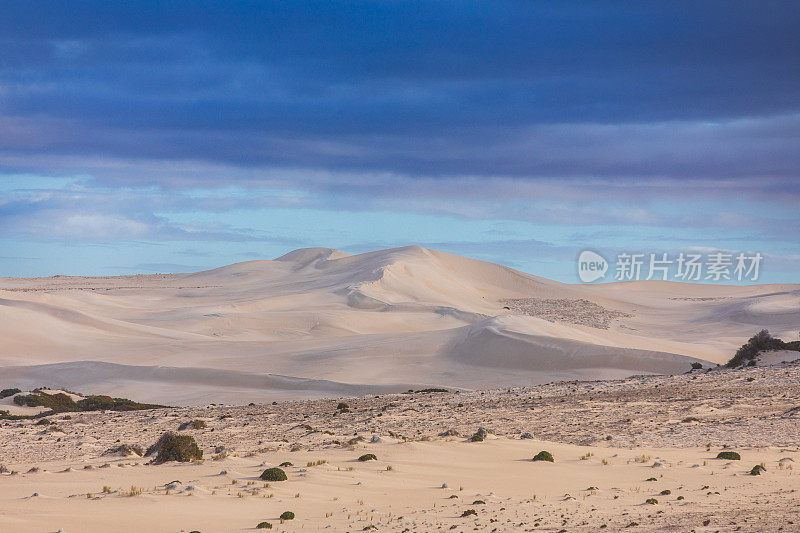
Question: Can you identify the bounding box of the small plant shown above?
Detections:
[469,434,483,442]
[279,461,293,467]
[716,451,741,461]
[645,498,658,505]
[461,509,478,517]
[472,500,485,504]
[750,464,766,475]
[279,511,295,521]
[532,451,554,462]
[358,453,377,462]
[35,418,51,426]
[102,485,112,493]
[646,477,657,482]
[260,467,287,481]
[677,495,684,500]
[256,522,273,529]
[148,432,203,463]
[660,489,671,495]
[178,420,207,430]
[448,494,458,499]
[337,402,349,410]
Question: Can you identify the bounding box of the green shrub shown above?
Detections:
[645,498,658,505]
[148,432,203,464]
[532,450,554,462]
[448,494,458,499]
[77,395,164,412]
[14,392,76,410]
[716,451,741,461]
[0,388,21,399]
[726,330,787,367]
[677,495,684,500]
[472,500,485,505]
[279,461,293,467]
[645,477,657,482]
[750,464,766,475]
[260,467,287,481]
[35,418,51,426]
[469,434,483,442]
[660,489,671,495]
[461,509,477,517]
[279,511,295,521]
[256,522,273,529]
[358,453,377,462]
[178,420,207,430]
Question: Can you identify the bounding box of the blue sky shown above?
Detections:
[1,1,799,283]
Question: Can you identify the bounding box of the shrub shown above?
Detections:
[532,451,554,462]
[256,522,273,529]
[660,489,671,495]
[726,330,786,367]
[473,500,486,505]
[461,509,477,517]
[77,395,164,412]
[0,388,21,399]
[750,464,766,475]
[691,362,703,370]
[645,477,657,482]
[279,461,293,467]
[716,451,741,461]
[336,402,349,410]
[645,498,658,505]
[14,392,76,410]
[469,434,483,442]
[358,453,377,462]
[260,467,287,481]
[148,432,203,464]
[35,418,51,426]
[178,420,207,430]
[279,511,295,521]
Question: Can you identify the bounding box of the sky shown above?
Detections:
[1,1,799,283]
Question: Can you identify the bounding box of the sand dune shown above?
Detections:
[1,246,798,404]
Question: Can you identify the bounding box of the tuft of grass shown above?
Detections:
[259,467,287,482]
[532,450,554,462]
[716,451,741,461]
[357,453,377,462]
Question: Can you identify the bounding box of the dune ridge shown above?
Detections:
[1,246,798,404]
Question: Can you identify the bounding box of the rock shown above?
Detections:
[439,429,459,437]
[520,432,533,439]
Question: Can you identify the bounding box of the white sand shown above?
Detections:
[1,246,798,405]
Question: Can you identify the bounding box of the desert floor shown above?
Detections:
[1,364,799,532]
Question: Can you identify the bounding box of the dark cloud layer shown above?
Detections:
[1,1,799,190]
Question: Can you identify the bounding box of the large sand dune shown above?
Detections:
[1,246,798,404]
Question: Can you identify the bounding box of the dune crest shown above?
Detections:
[1,246,798,404]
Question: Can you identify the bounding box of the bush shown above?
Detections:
[461,509,477,517]
[77,395,164,412]
[469,434,483,442]
[279,511,295,521]
[35,418,51,426]
[660,489,671,495]
[0,388,21,399]
[358,453,377,462]
[716,451,741,461]
[279,461,293,467]
[691,362,703,370]
[726,330,786,367]
[645,498,658,505]
[256,522,273,529]
[14,392,76,410]
[532,450,554,462]
[336,402,349,410]
[473,500,485,505]
[148,432,203,464]
[750,464,766,475]
[260,467,287,481]
[178,420,207,430]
